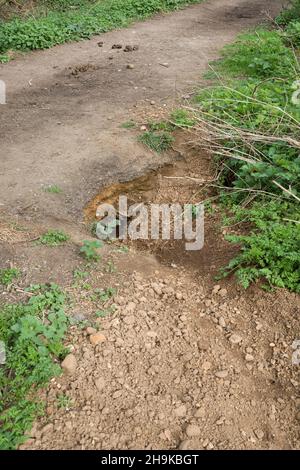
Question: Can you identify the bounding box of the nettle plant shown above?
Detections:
[0,283,69,449]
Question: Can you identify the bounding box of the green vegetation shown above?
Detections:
[0,283,69,449]
[219,202,300,292]
[57,393,72,409]
[115,245,129,253]
[90,286,116,302]
[121,120,136,129]
[215,29,296,79]
[44,184,63,194]
[0,0,202,57]
[105,260,116,273]
[276,0,300,25]
[80,239,103,261]
[38,229,69,246]
[170,108,195,127]
[95,305,116,318]
[194,11,300,292]
[73,268,89,280]
[0,268,20,286]
[138,130,174,153]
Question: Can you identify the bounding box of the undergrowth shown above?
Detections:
[138,130,174,153]
[0,268,20,286]
[194,7,300,292]
[0,283,69,449]
[38,229,69,246]
[0,0,202,57]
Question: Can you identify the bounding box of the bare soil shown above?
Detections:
[1,0,299,451]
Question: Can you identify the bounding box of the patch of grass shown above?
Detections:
[57,393,72,409]
[0,0,202,56]
[170,108,195,127]
[80,240,103,261]
[0,283,69,449]
[90,287,116,303]
[0,54,10,63]
[73,269,89,280]
[0,268,20,286]
[38,229,69,246]
[115,245,129,253]
[138,130,174,153]
[95,305,116,318]
[214,29,297,79]
[148,120,173,132]
[105,260,116,273]
[276,0,300,25]
[44,184,62,194]
[121,120,136,129]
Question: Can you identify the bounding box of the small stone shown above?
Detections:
[140,125,147,131]
[86,327,97,335]
[229,334,243,345]
[150,100,155,105]
[124,45,133,52]
[254,429,264,440]
[176,292,183,300]
[215,369,228,379]
[70,312,86,323]
[125,301,136,313]
[124,315,135,325]
[95,377,106,391]
[97,41,103,47]
[218,316,226,328]
[194,408,205,418]
[90,332,106,346]
[174,405,187,418]
[112,390,122,399]
[218,288,227,297]
[127,64,134,69]
[186,424,200,437]
[216,416,225,426]
[202,438,209,448]
[206,442,214,450]
[178,440,193,450]
[212,285,221,294]
[61,354,77,376]
[202,361,212,371]
[41,423,53,436]
[245,354,254,362]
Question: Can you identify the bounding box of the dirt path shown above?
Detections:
[0,0,281,222]
[2,0,299,451]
